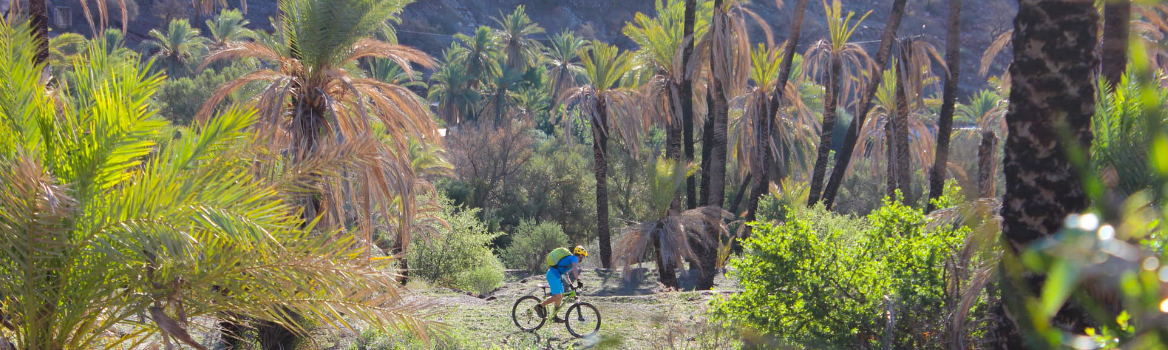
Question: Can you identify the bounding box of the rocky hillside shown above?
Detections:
[49,0,1016,94]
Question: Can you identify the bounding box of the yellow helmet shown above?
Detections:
[573,245,589,257]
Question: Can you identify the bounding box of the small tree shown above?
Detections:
[614,158,729,289]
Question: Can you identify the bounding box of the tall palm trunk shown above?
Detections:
[977,130,997,198]
[926,0,962,212]
[496,86,508,126]
[666,83,684,161]
[818,0,909,209]
[806,54,841,206]
[1102,0,1130,88]
[893,47,913,203]
[699,91,715,206]
[547,68,569,126]
[885,112,897,198]
[30,0,48,66]
[682,0,699,210]
[696,0,729,290]
[995,0,1098,347]
[744,0,808,238]
[661,85,684,287]
[592,97,614,269]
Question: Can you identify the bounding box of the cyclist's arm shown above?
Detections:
[570,262,580,284]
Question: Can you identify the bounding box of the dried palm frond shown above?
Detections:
[979,30,1012,77]
[614,206,730,273]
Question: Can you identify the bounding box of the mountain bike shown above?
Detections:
[510,276,601,338]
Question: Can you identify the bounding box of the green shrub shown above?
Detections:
[501,220,569,272]
[712,196,969,349]
[458,255,505,295]
[408,197,504,290]
[153,61,256,125]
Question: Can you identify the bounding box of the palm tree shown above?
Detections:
[141,19,210,78]
[47,33,87,66]
[564,41,642,268]
[955,89,1008,138]
[366,57,425,89]
[201,0,438,255]
[480,64,526,124]
[488,6,543,123]
[493,5,544,72]
[544,30,588,115]
[804,0,872,206]
[200,0,439,346]
[614,158,728,289]
[815,0,909,209]
[205,9,255,48]
[851,67,936,193]
[429,49,481,126]
[996,0,1098,346]
[623,0,711,161]
[745,0,809,234]
[738,45,816,193]
[686,0,758,289]
[0,22,431,349]
[453,26,499,91]
[926,0,962,212]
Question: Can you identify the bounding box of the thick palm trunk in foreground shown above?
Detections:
[926,0,962,212]
[818,0,909,209]
[995,0,1097,347]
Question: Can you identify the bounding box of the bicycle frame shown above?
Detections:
[545,276,581,315]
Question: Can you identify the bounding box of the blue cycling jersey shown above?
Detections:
[550,255,578,275]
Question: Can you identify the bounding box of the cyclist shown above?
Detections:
[534,245,587,323]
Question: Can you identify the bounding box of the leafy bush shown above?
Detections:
[712,196,969,349]
[154,61,256,125]
[458,255,505,295]
[501,220,570,272]
[1092,75,1162,199]
[408,197,504,291]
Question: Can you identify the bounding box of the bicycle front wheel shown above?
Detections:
[511,295,546,332]
[565,302,600,338]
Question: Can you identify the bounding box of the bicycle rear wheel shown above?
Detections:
[564,302,600,338]
[511,295,546,332]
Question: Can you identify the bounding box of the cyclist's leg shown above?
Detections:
[540,269,564,307]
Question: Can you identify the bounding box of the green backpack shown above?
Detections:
[545,247,573,267]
